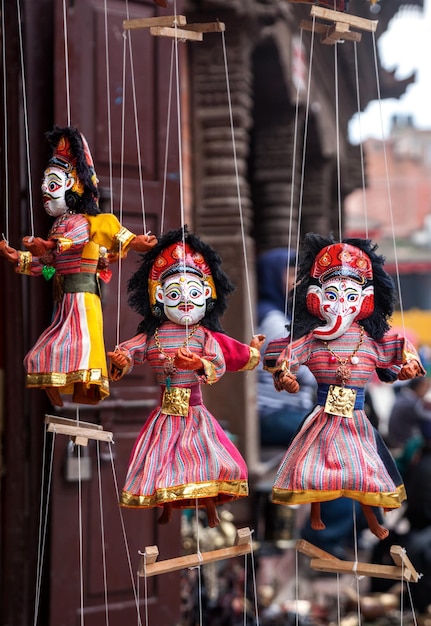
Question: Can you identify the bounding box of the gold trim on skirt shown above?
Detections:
[120,479,249,509]
[26,370,109,396]
[272,484,406,509]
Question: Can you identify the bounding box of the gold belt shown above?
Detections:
[161,387,192,416]
[324,384,357,418]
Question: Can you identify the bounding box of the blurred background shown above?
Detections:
[1,0,430,624]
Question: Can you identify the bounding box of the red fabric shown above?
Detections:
[210,331,251,372]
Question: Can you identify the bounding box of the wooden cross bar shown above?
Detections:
[296,539,420,582]
[123,15,225,42]
[44,414,114,447]
[300,5,378,45]
[138,527,253,577]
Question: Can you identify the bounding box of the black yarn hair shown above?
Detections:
[128,226,236,336]
[45,125,100,216]
[289,232,397,341]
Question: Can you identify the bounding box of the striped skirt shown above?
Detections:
[272,406,405,509]
[120,404,248,509]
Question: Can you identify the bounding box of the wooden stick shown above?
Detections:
[310,557,413,581]
[181,22,226,33]
[149,26,203,41]
[322,22,362,44]
[310,5,378,32]
[390,545,420,582]
[123,15,187,30]
[297,539,419,582]
[138,527,253,577]
[45,414,113,446]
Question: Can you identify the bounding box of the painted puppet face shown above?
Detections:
[307,278,374,340]
[155,272,212,326]
[41,167,74,217]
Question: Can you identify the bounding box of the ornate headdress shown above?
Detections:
[128,226,235,336]
[45,125,100,215]
[289,233,396,341]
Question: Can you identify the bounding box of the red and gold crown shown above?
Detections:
[48,130,98,196]
[311,243,373,285]
[148,242,217,306]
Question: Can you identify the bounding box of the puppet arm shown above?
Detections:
[22,236,56,256]
[273,360,300,393]
[0,241,19,264]
[107,350,131,380]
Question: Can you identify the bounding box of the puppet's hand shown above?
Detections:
[250,334,265,351]
[108,350,130,380]
[174,347,203,371]
[0,240,18,263]
[398,360,423,381]
[22,236,55,256]
[129,233,158,252]
[273,369,300,393]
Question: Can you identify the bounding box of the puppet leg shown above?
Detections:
[44,386,64,407]
[157,503,173,525]
[205,497,220,528]
[360,504,389,540]
[310,502,326,530]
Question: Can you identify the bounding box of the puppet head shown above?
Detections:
[306,242,375,339]
[42,126,100,216]
[289,233,396,341]
[128,226,235,335]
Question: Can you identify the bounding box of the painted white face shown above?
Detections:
[41,167,74,217]
[155,272,212,326]
[308,278,373,340]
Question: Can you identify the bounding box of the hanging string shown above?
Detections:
[103,0,114,214]
[371,30,406,335]
[353,40,369,239]
[289,15,317,346]
[77,444,85,626]
[1,0,10,243]
[243,544,248,626]
[220,29,256,336]
[16,0,34,237]
[333,42,343,239]
[108,443,143,625]
[96,441,110,626]
[62,0,71,125]
[160,41,175,235]
[137,550,149,626]
[248,531,260,626]
[194,499,204,626]
[33,428,56,626]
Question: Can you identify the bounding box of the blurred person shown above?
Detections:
[387,377,431,449]
[257,248,317,447]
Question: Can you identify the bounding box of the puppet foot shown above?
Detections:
[310,502,326,530]
[72,383,101,405]
[205,498,220,528]
[361,504,389,540]
[44,386,63,407]
[157,504,173,525]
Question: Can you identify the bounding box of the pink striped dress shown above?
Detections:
[118,322,248,510]
[272,322,416,510]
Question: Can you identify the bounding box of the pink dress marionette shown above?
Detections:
[0,126,156,407]
[109,227,263,527]
[264,234,425,539]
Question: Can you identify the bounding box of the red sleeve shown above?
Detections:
[210,331,254,372]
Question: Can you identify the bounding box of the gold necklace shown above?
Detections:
[154,323,201,386]
[322,326,364,386]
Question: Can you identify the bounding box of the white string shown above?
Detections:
[173,19,186,231]
[289,15,316,346]
[33,428,55,626]
[108,443,143,626]
[161,41,175,235]
[248,530,260,626]
[243,543,248,626]
[137,551,149,626]
[62,0,71,125]
[371,30,406,335]
[16,0,34,237]
[295,548,299,626]
[333,42,342,239]
[96,441,110,625]
[221,29,255,336]
[353,41,368,239]
[1,0,10,243]
[194,499,204,626]
[77,444,85,626]
[103,0,114,213]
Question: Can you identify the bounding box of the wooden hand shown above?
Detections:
[22,236,55,256]
[250,333,265,351]
[274,369,300,393]
[0,240,18,263]
[129,233,158,252]
[398,360,423,380]
[107,351,130,380]
[174,347,203,371]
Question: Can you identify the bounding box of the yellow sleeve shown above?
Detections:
[86,214,136,255]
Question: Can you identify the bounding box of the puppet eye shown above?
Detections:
[324,289,338,301]
[48,180,61,192]
[189,287,201,299]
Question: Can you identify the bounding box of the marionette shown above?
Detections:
[108,227,264,527]
[264,233,425,540]
[0,125,157,407]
